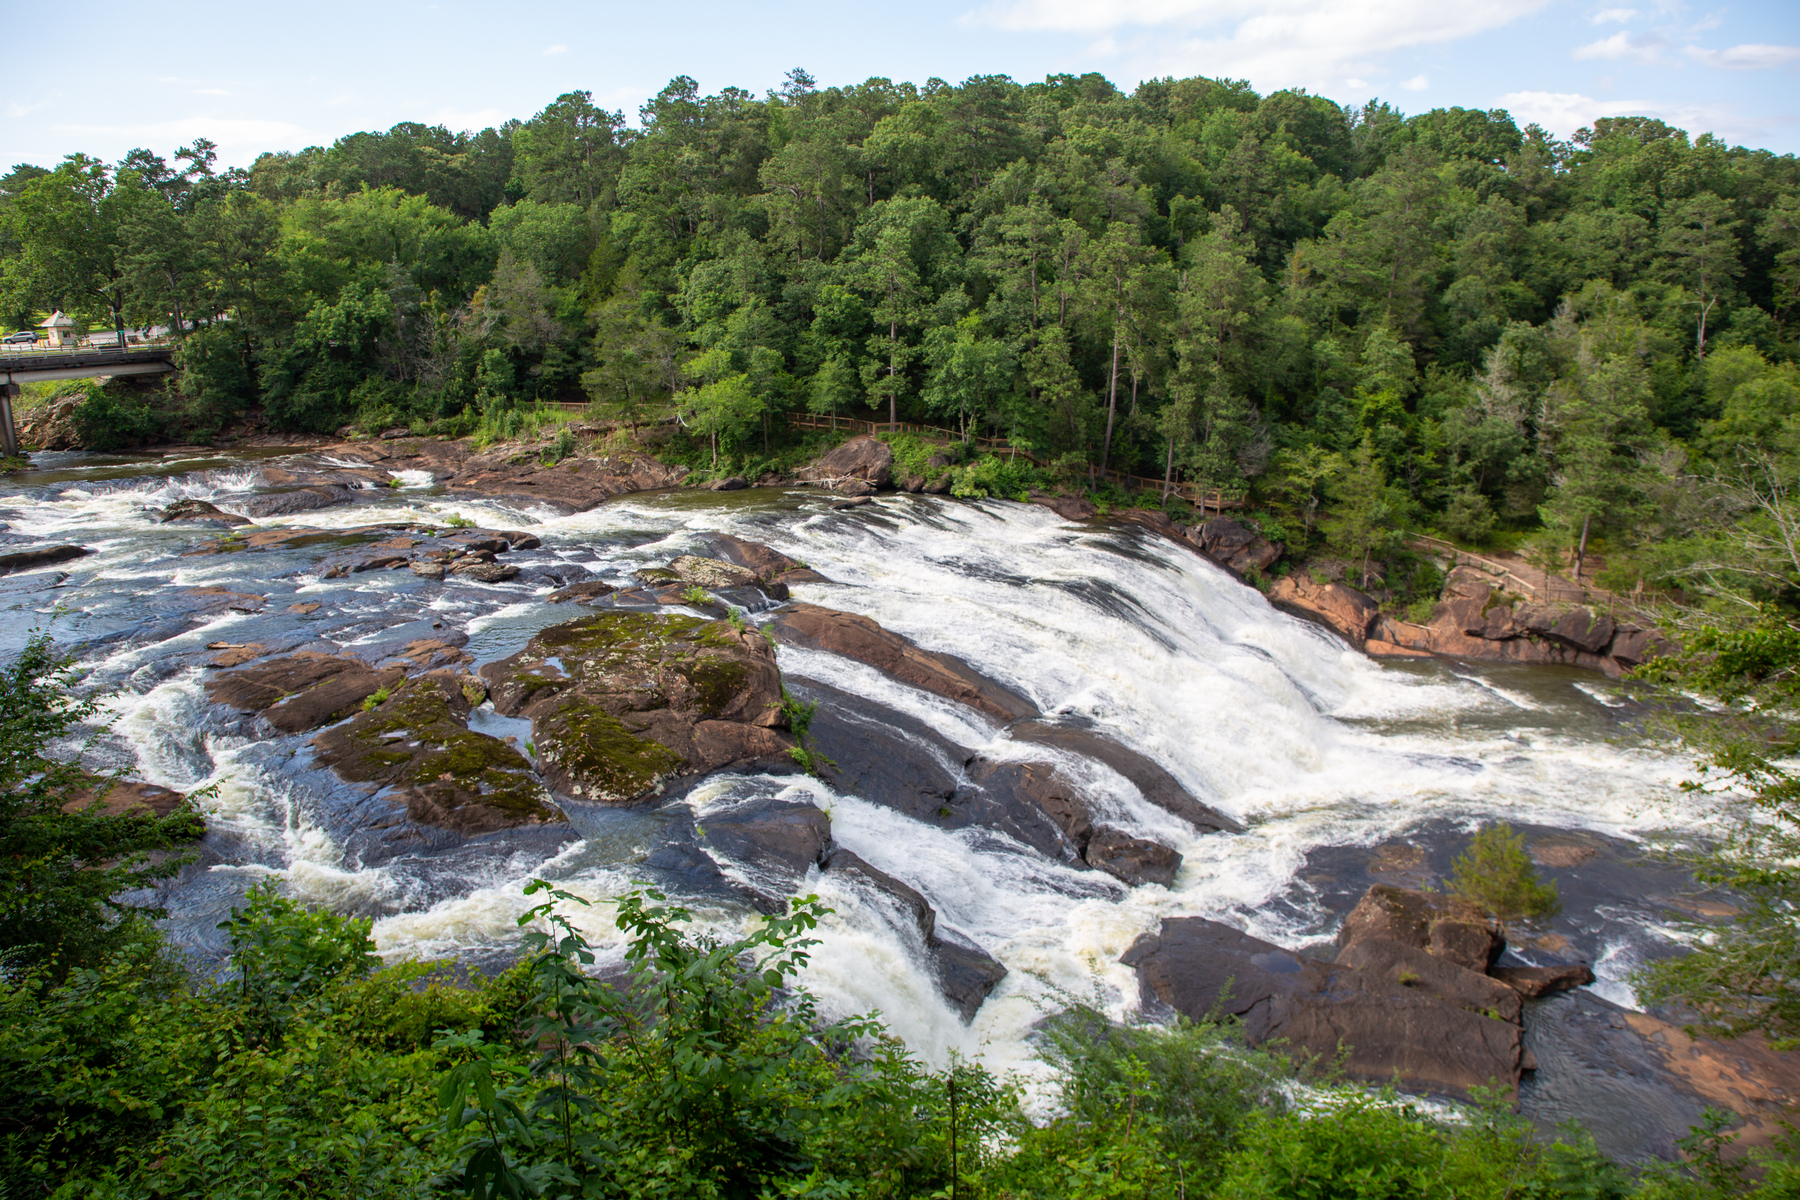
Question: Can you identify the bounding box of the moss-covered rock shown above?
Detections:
[312,673,559,834]
[481,609,792,804]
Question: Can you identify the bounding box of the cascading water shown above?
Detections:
[0,450,1704,1126]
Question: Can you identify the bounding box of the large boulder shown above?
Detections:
[805,436,893,488]
[1122,916,1526,1098]
[1190,518,1282,576]
[1337,884,1503,972]
[312,672,560,834]
[480,610,793,803]
[1267,577,1381,645]
[159,499,250,527]
[767,603,1037,724]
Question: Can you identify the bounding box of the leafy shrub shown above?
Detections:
[1449,822,1561,933]
[72,384,166,451]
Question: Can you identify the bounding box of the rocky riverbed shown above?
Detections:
[0,435,1787,1166]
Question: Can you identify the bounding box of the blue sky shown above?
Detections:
[3,0,1797,170]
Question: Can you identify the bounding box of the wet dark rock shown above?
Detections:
[410,561,446,580]
[824,851,1005,1019]
[708,476,748,491]
[1338,884,1503,972]
[899,474,925,493]
[831,496,874,509]
[159,498,250,527]
[767,603,1037,724]
[232,486,357,519]
[1124,916,1525,1099]
[804,436,893,489]
[312,673,560,834]
[922,475,952,495]
[0,544,90,575]
[548,580,619,604]
[781,675,964,820]
[204,642,267,667]
[835,479,876,498]
[353,555,410,572]
[1336,936,1523,1023]
[934,938,1009,1021]
[1084,826,1182,887]
[1008,719,1241,834]
[449,560,520,583]
[205,653,406,734]
[1492,963,1595,997]
[696,799,831,913]
[480,610,792,804]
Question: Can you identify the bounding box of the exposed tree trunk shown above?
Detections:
[1101,317,1121,474]
[1574,513,1591,584]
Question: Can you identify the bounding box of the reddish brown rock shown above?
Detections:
[1084,826,1182,887]
[1336,936,1523,1023]
[1031,491,1098,520]
[1267,576,1382,644]
[63,775,188,819]
[1338,884,1503,972]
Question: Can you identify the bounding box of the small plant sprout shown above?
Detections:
[361,685,391,712]
[680,584,711,607]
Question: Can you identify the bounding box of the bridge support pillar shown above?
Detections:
[0,383,18,459]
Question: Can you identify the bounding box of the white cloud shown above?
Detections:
[1572,30,1669,63]
[1495,89,1797,149]
[194,88,229,96]
[542,44,568,56]
[1344,76,1370,89]
[1497,90,1649,136]
[1590,7,1637,23]
[1685,43,1800,70]
[52,117,312,166]
[1401,74,1429,90]
[4,98,51,119]
[966,0,1549,90]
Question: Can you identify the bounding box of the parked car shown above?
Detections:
[1,331,36,345]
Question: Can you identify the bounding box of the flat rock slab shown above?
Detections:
[1492,963,1595,997]
[205,652,406,733]
[768,602,1037,724]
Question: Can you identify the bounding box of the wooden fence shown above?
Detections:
[1408,534,1616,608]
[785,414,1244,512]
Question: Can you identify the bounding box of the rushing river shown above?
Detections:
[0,448,1711,1152]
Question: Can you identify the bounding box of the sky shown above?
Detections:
[2,0,1797,171]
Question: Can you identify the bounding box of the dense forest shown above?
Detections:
[3,69,1798,588]
[7,70,1800,1197]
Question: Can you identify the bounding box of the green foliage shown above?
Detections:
[679,584,712,607]
[1448,823,1562,932]
[70,382,166,451]
[0,633,199,974]
[217,881,381,1043]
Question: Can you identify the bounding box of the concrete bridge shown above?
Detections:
[0,342,176,456]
